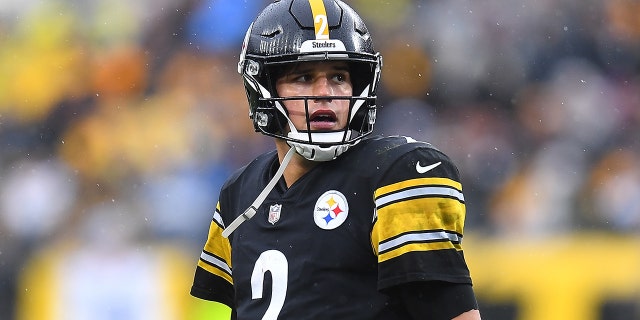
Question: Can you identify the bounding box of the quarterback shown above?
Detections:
[190,0,481,319]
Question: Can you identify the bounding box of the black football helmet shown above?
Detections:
[238,0,382,161]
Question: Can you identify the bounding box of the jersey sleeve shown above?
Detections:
[371,144,473,290]
[190,201,235,307]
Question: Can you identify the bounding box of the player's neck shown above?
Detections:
[275,139,317,188]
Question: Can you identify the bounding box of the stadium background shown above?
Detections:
[0,0,639,319]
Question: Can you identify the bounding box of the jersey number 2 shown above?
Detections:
[251,250,288,320]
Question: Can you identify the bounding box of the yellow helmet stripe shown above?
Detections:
[309,0,330,40]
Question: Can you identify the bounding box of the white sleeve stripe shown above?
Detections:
[379,231,462,253]
[375,186,464,208]
[200,251,232,275]
[213,210,225,228]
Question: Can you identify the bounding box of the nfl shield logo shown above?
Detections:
[268,204,282,225]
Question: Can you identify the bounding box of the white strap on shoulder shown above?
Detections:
[222,147,296,238]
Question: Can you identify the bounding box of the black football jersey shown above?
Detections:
[191,135,472,319]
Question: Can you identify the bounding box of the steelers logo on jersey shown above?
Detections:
[314,190,349,230]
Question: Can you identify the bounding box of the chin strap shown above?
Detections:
[222,147,296,238]
[287,131,353,161]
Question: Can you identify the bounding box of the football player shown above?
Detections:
[190,0,481,319]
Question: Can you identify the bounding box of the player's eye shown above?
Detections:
[333,74,346,82]
[290,73,312,83]
[332,71,350,84]
[302,74,315,82]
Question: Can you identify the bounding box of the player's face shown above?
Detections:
[275,61,352,132]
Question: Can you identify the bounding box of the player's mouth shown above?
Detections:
[309,110,339,130]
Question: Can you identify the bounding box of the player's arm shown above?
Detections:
[190,202,235,307]
[373,143,480,319]
[386,281,480,320]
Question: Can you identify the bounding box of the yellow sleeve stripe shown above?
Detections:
[373,197,466,242]
[375,177,462,199]
[375,197,466,234]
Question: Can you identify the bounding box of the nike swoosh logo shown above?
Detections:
[416,161,441,174]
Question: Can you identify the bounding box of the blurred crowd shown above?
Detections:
[0,0,639,319]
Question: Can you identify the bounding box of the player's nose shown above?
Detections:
[312,76,333,97]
